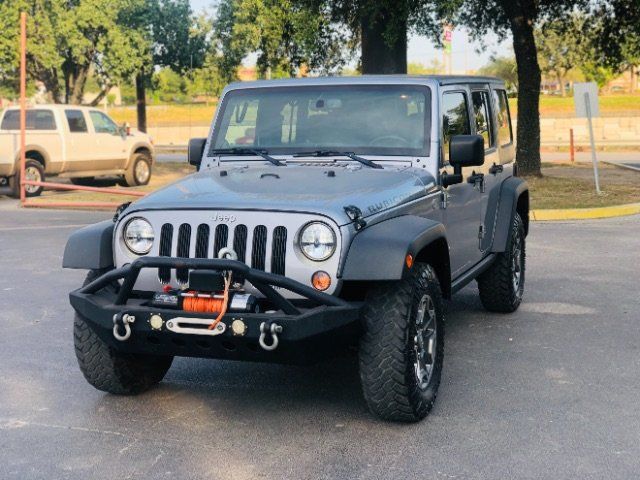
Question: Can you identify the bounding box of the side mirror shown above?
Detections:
[188,137,207,168]
[442,135,484,187]
[449,134,485,170]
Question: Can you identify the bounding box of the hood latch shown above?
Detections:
[344,205,366,231]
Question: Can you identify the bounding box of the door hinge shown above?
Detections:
[478,224,486,248]
[441,189,448,209]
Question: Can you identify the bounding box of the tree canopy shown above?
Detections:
[0,0,147,104]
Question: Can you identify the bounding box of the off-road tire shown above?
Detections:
[477,212,526,313]
[74,269,173,394]
[9,159,45,198]
[359,263,445,422]
[122,153,151,187]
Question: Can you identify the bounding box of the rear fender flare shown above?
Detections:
[488,176,529,253]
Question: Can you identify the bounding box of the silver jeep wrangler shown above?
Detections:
[64,76,528,422]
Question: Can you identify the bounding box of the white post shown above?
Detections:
[584,92,601,194]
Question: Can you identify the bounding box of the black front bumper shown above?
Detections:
[70,257,363,365]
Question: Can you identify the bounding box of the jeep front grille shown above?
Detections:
[157,222,288,285]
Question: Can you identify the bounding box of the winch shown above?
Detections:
[149,269,259,315]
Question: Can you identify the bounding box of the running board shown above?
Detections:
[451,254,497,295]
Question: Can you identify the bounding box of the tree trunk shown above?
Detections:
[507,3,542,176]
[89,85,112,107]
[360,8,407,74]
[69,65,89,105]
[557,73,565,97]
[136,72,147,133]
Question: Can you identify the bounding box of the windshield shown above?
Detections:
[210,85,431,156]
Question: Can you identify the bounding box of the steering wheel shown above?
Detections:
[368,135,410,147]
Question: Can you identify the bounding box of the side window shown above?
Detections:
[89,111,118,134]
[1,109,56,130]
[65,110,88,133]
[441,92,470,162]
[223,99,259,147]
[471,90,494,149]
[493,89,513,146]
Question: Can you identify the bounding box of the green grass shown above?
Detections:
[510,94,640,117]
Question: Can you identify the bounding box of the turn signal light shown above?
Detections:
[311,271,331,291]
[406,254,414,269]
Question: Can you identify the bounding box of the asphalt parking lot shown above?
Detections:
[1,206,639,480]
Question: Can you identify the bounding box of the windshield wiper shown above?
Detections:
[293,150,383,169]
[210,148,284,166]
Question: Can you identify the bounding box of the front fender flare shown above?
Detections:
[341,216,446,281]
[62,221,114,270]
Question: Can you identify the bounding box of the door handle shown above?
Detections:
[467,172,485,192]
[489,163,503,175]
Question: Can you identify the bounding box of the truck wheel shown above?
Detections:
[359,263,445,422]
[9,159,45,198]
[74,269,173,394]
[122,153,151,187]
[477,212,526,313]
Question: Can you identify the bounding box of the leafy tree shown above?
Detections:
[0,0,146,105]
[441,0,590,176]
[478,55,518,93]
[214,0,350,81]
[535,15,589,97]
[593,0,640,92]
[124,0,209,131]
[307,0,444,74]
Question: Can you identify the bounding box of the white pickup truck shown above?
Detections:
[0,105,154,197]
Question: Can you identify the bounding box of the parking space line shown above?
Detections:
[0,224,87,232]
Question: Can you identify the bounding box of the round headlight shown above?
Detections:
[123,217,154,255]
[299,222,336,261]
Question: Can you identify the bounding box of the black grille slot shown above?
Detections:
[195,224,210,258]
[176,223,192,284]
[213,224,229,258]
[233,225,248,263]
[158,224,174,284]
[251,225,267,271]
[271,226,287,276]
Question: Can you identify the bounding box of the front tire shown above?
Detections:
[359,263,445,422]
[74,270,173,394]
[122,153,151,187]
[477,212,526,312]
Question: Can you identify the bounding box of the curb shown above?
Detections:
[531,202,640,221]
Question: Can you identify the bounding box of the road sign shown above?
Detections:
[573,82,601,194]
[574,82,600,118]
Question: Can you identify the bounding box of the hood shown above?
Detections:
[127,164,436,225]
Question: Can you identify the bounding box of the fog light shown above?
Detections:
[311,271,331,291]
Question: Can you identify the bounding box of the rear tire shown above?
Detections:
[74,269,173,394]
[477,212,526,313]
[122,153,151,187]
[359,263,445,422]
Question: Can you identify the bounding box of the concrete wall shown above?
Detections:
[521,117,640,146]
[149,117,640,147]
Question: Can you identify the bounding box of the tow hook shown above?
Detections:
[113,313,135,341]
[259,322,283,351]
